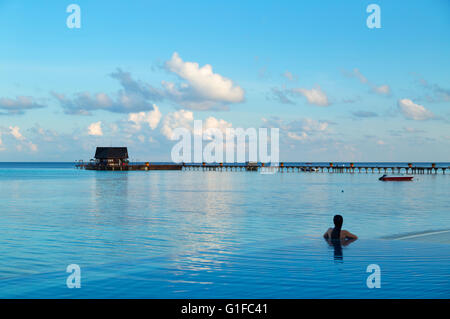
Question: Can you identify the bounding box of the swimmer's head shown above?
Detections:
[333,215,343,229]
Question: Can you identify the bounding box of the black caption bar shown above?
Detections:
[1,299,448,317]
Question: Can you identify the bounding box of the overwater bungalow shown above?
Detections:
[79,146,182,171]
[89,147,129,170]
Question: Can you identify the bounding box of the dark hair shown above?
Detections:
[331,215,343,239]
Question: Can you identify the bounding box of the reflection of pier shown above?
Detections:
[182,162,448,174]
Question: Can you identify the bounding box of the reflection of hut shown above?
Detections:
[94,147,128,169]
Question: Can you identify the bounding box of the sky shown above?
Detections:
[0,0,449,162]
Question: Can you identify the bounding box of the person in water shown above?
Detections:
[323,215,358,241]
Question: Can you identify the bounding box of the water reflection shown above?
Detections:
[89,172,131,245]
[170,172,239,272]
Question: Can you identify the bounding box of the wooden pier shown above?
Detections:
[181,162,448,174]
[75,162,182,171]
[75,161,448,174]
[75,147,448,175]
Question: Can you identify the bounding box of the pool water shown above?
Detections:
[0,163,449,298]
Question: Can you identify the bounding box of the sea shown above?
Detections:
[0,162,449,298]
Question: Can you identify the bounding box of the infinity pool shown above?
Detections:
[0,164,449,298]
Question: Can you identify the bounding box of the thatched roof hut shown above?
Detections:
[94,147,128,160]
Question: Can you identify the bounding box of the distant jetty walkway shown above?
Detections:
[182,162,448,174]
[78,147,448,174]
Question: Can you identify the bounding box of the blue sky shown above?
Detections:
[0,0,449,162]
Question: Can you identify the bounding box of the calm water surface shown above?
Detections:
[0,163,449,298]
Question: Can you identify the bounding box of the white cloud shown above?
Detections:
[201,116,233,140]
[292,86,330,106]
[345,68,391,96]
[54,54,245,114]
[287,132,308,141]
[299,118,329,132]
[128,104,162,130]
[7,126,37,151]
[262,117,331,142]
[160,109,194,140]
[163,52,245,110]
[160,109,233,141]
[88,121,103,136]
[9,126,25,140]
[203,116,233,133]
[398,99,434,120]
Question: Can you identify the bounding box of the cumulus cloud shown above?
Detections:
[292,86,330,106]
[160,109,233,141]
[0,96,45,115]
[160,109,194,140]
[344,68,391,96]
[128,105,162,130]
[163,52,245,110]
[268,85,331,106]
[289,118,330,133]
[262,116,331,142]
[88,121,103,136]
[202,116,233,140]
[29,125,59,142]
[52,69,163,115]
[287,131,308,141]
[9,126,25,140]
[6,126,38,151]
[398,98,434,120]
[53,53,244,114]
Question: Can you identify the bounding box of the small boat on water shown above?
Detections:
[379,174,413,181]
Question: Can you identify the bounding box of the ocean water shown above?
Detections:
[0,162,449,298]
